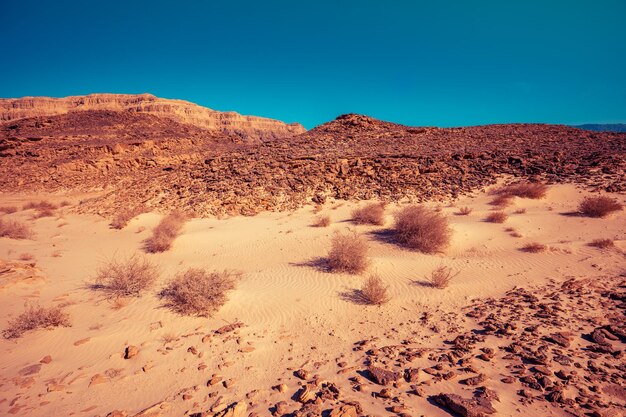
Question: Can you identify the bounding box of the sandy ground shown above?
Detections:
[0,183,624,417]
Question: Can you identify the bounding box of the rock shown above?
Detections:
[404,368,419,383]
[272,401,289,417]
[328,404,359,417]
[294,369,311,380]
[106,411,128,417]
[124,345,140,359]
[89,374,108,387]
[461,374,487,386]
[215,322,244,334]
[432,393,496,417]
[18,364,42,376]
[40,355,52,364]
[212,402,247,417]
[378,388,393,399]
[133,401,169,417]
[295,385,316,403]
[368,366,401,385]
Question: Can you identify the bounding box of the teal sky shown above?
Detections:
[1,0,625,129]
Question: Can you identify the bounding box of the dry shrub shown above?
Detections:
[456,206,473,216]
[111,205,148,229]
[59,200,71,207]
[19,253,34,261]
[496,182,548,199]
[514,208,527,214]
[351,202,386,225]
[94,255,158,298]
[0,219,34,239]
[23,200,58,211]
[161,268,237,316]
[144,211,187,253]
[0,206,18,214]
[312,215,331,227]
[521,242,546,253]
[485,211,508,223]
[3,305,70,339]
[489,194,513,207]
[393,206,451,253]
[23,200,58,218]
[588,238,614,249]
[428,266,459,289]
[327,231,369,274]
[578,196,623,218]
[359,275,390,305]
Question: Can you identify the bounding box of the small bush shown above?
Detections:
[489,194,513,207]
[111,205,147,229]
[578,196,622,218]
[588,239,614,249]
[144,211,187,253]
[161,268,237,316]
[485,211,508,223]
[359,275,390,305]
[496,182,548,199]
[0,206,18,214]
[19,253,34,261]
[23,200,58,211]
[456,206,472,216]
[351,202,386,225]
[0,219,33,239]
[514,208,527,214]
[393,206,451,253]
[3,305,70,339]
[312,215,331,227]
[521,242,546,253]
[428,266,459,289]
[94,255,158,298]
[327,231,369,274]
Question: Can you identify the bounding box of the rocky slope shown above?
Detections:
[1,112,624,218]
[0,93,305,141]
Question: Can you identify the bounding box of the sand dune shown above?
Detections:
[0,182,624,416]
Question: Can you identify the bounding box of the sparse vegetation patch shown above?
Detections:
[0,219,34,239]
[351,202,386,225]
[485,211,508,223]
[3,305,70,339]
[161,268,237,316]
[359,275,390,305]
[144,211,187,253]
[327,231,369,274]
[93,255,158,298]
[393,205,451,253]
[578,196,622,218]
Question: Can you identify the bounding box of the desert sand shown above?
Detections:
[1,181,624,417]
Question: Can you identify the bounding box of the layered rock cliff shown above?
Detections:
[0,93,305,141]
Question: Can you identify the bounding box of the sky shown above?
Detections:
[1,0,625,129]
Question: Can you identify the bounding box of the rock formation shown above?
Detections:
[0,93,305,141]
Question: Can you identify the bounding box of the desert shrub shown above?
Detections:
[514,208,527,214]
[161,268,237,316]
[456,206,472,216]
[94,255,158,298]
[578,196,622,218]
[144,211,187,253]
[0,219,33,239]
[351,202,386,225]
[327,231,369,274]
[359,275,390,305]
[588,238,614,249]
[485,211,508,223]
[489,194,513,207]
[19,253,34,261]
[428,266,459,289]
[3,305,70,339]
[0,206,18,214]
[110,205,148,229]
[312,215,331,227]
[496,182,548,199]
[521,242,546,253]
[23,200,58,211]
[59,200,71,207]
[393,206,451,253]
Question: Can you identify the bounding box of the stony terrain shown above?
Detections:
[1,107,624,218]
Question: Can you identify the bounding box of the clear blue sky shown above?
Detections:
[1,0,625,129]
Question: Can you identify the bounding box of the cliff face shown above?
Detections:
[0,93,306,141]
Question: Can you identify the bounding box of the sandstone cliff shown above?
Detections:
[0,93,305,141]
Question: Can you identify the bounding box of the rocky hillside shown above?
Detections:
[0,112,624,217]
[0,93,305,141]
